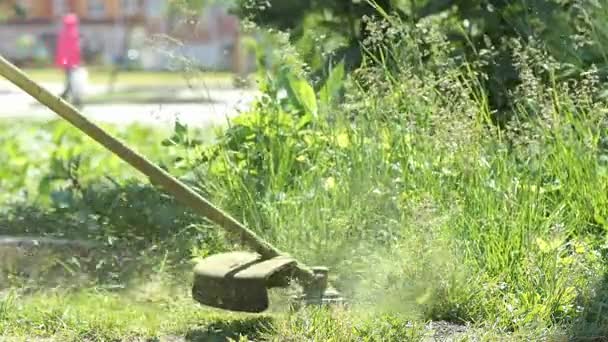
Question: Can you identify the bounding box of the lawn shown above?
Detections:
[0,289,439,341]
[17,67,253,106]
[0,120,470,341]
[82,86,218,105]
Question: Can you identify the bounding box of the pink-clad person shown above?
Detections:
[55,13,82,106]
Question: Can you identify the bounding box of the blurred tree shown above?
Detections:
[234,0,607,121]
[0,0,26,21]
[234,0,400,72]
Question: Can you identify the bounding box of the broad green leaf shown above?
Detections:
[38,176,52,196]
[175,121,188,140]
[287,75,318,117]
[320,60,345,107]
[296,112,313,130]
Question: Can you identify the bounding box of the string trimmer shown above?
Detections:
[0,55,344,313]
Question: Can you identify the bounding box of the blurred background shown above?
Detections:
[0,0,259,128]
[0,0,251,73]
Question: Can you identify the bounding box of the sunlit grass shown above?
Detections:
[21,67,240,88]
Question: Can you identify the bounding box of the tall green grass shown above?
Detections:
[174,17,608,338]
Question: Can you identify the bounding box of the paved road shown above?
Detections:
[0,80,257,128]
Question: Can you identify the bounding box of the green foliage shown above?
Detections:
[160,16,608,338]
[236,0,398,39]
[265,308,428,341]
[0,120,227,289]
[0,289,272,341]
[236,0,398,72]
[236,0,608,117]
[0,120,163,203]
[0,0,26,21]
[5,4,608,339]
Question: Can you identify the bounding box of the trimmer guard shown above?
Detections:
[192,251,296,313]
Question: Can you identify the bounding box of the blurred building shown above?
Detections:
[0,0,245,71]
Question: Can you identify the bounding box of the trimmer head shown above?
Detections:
[288,267,346,311]
[192,252,297,313]
[192,252,346,313]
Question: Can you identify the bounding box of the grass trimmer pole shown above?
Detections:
[0,55,317,287]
